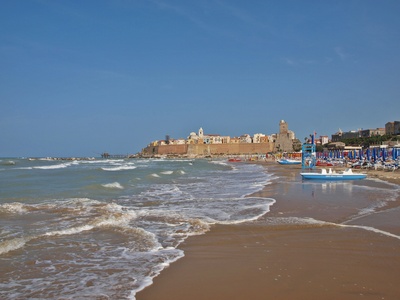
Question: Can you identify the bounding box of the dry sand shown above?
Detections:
[137,164,400,300]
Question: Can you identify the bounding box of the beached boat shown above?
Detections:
[277,158,301,165]
[316,160,333,167]
[228,158,242,162]
[300,168,367,180]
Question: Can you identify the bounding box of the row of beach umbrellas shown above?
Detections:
[317,147,400,161]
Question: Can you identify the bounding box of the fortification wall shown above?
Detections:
[142,144,188,156]
[142,143,274,157]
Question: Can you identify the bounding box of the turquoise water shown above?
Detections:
[0,158,276,299]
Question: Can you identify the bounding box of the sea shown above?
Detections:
[0,157,276,299]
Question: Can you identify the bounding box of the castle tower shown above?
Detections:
[198,127,204,138]
[275,120,295,152]
[279,120,288,134]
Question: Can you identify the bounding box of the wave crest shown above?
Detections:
[102,182,124,189]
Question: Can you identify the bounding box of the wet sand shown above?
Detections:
[137,164,400,300]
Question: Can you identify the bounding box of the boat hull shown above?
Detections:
[300,173,367,180]
[277,159,301,165]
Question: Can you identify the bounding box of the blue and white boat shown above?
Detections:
[300,168,367,180]
[277,158,301,165]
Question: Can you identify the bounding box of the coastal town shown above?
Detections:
[140,120,400,159]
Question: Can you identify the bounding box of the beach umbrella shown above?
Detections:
[393,147,397,160]
[382,148,386,161]
[366,148,370,161]
[372,148,377,161]
[348,151,352,159]
[359,149,363,159]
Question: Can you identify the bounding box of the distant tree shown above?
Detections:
[341,134,394,147]
[292,139,302,152]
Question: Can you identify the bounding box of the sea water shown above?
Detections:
[0,158,276,299]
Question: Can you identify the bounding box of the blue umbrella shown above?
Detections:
[348,151,352,159]
[382,148,386,162]
[359,149,363,159]
[366,148,370,161]
[393,147,397,160]
[372,148,377,161]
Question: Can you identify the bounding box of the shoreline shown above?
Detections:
[137,162,400,300]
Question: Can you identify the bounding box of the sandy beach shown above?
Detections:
[137,163,400,300]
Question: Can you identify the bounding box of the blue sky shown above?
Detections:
[1,0,399,157]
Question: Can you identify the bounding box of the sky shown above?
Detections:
[1,0,399,157]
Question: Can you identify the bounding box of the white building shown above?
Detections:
[253,133,266,143]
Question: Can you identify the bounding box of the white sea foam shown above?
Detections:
[265,217,400,241]
[44,206,137,237]
[0,202,28,214]
[209,160,229,166]
[160,170,173,175]
[150,173,160,178]
[77,159,125,165]
[33,163,71,170]
[341,224,400,240]
[130,248,185,300]
[0,160,16,166]
[102,182,124,189]
[0,237,31,255]
[0,202,141,256]
[101,166,137,171]
[265,216,328,227]
[44,224,94,237]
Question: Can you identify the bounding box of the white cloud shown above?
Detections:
[283,57,317,66]
[334,46,348,60]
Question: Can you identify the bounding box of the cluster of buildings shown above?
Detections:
[141,120,400,157]
[329,121,399,143]
[160,127,277,146]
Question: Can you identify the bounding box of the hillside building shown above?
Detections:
[386,121,400,135]
[360,128,385,138]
